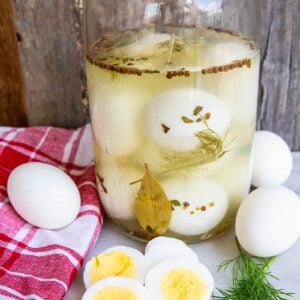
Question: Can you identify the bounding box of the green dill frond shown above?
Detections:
[161,129,225,173]
[213,238,295,300]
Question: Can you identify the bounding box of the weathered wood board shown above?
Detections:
[0,0,299,149]
[12,0,88,128]
[0,0,27,126]
[258,0,300,150]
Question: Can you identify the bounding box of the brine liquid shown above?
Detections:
[87,27,260,242]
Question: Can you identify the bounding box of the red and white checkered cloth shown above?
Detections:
[0,125,104,300]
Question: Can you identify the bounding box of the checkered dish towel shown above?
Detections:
[0,125,103,300]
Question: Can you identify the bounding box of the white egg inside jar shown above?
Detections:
[143,88,231,152]
[161,176,228,236]
[90,86,145,158]
[96,161,143,221]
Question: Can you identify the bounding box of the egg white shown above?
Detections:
[145,236,187,253]
[236,186,300,257]
[83,246,147,289]
[161,176,228,236]
[7,162,81,230]
[145,242,198,271]
[82,277,151,300]
[145,256,214,300]
[251,131,293,187]
[213,153,252,210]
[143,88,230,152]
[96,161,143,221]
[112,32,171,58]
[202,41,255,69]
[91,87,145,157]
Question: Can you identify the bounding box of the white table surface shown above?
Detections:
[65,153,300,300]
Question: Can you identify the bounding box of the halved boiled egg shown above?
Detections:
[145,241,198,270]
[145,236,187,252]
[83,246,147,289]
[161,176,228,236]
[145,256,214,300]
[143,88,230,152]
[82,277,151,300]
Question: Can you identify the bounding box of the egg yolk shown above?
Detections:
[90,251,137,284]
[161,268,208,300]
[93,287,139,300]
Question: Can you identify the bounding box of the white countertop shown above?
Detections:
[65,153,300,300]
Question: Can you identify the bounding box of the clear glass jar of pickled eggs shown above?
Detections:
[85,0,260,242]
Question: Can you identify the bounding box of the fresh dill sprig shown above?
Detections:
[159,108,232,173]
[161,129,224,173]
[213,238,295,300]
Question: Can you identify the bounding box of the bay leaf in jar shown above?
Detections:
[134,165,172,236]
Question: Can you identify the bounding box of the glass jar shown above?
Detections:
[85,0,260,242]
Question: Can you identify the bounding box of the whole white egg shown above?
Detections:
[251,131,293,187]
[96,163,143,221]
[145,256,214,300]
[161,176,228,236]
[113,32,171,57]
[7,162,81,229]
[202,41,255,69]
[236,186,300,257]
[91,88,144,157]
[143,88,230,152]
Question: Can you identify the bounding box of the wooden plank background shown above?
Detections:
[259,0,300,150]
[12,0,89,128]
[0,0,299,149]
[0,0,27,126]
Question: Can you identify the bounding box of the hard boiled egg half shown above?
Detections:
[83,246,147,289]
[145,256,214,300]
[145,237,199,270]
[145,236,187,252]
[82,277,151,300]
[82,238,215,300]
[143,88,230,152]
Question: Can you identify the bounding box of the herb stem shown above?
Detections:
[262,256,276,273]
[130,179,142,185]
